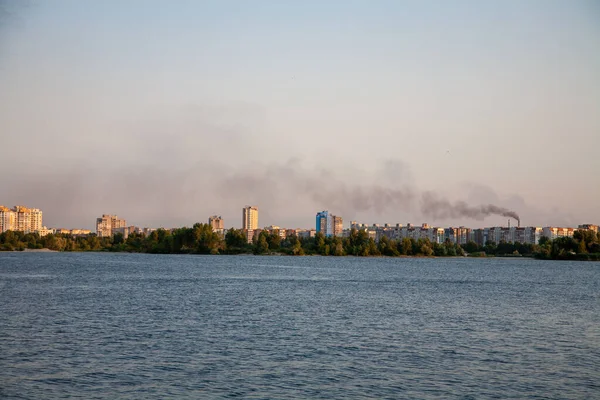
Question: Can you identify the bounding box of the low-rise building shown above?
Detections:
[38,226,55,237]
[297,229,316,239]
[113,226,137,240]
[265,225,286,239]
[140,227,156,236]
[243,229,256,244]
[578,224,598,233]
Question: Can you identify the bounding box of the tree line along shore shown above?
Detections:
[1,224,599,261]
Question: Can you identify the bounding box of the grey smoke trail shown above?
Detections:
[218,159,416,217]
[219,160,526,225]
[421,192,520,223]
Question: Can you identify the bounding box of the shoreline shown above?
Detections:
[0,250,544,259]
[1,250,598,261]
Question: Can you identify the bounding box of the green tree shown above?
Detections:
[444,239,457,256]
[420,243,433,256]
[433,242,446,257]
[577,240,587,254]
[365,238,380,256]
[399,238,413,255]
[315,232,328,255]
[291,240,304,255]
[225,228,248,250]
[113,232,124,245]
[539,236,551,246]
[267,233,281,251]
[462,241,479,254]
[254,231,270,255]
[193,223,222,254]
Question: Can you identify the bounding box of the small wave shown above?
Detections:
[0,274,54,279]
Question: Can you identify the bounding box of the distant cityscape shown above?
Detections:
[1,204,598,247]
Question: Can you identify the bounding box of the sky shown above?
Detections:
[1,0,599,230]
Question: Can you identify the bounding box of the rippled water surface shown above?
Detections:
[1,253,599,399]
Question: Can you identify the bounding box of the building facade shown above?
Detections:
[29,208,43,233]
[542,227,576,241]
[242,206,258,230]
[316,211,331,236]
[96,214,127,237]
[265,225,286,239]
[0,205,42,234]
[524,227,543,244]
[578,224,599,233]
[316,211,342,237]
[113,226,137,240]
[332,215,343,237]
[38,227,55,237]
[208,215,225,234]
[0,206,15,233]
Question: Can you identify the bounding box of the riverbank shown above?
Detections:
[2,225,599,261]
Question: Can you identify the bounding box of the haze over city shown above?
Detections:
[1,0,599,230]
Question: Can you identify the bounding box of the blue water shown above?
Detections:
[1,253,599,399]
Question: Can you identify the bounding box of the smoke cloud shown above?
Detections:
[215,159,524,227]
[420,191,521,224]
[217,158,416,219]
[0,101,522,229]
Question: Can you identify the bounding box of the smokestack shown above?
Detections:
[518,220,520,228]
[508,219,510,228]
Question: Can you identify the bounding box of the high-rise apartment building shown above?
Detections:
[0,206,15,233]
[332,215,343,237]
[316,211,342,237]
[96,214,127,237]
[30,208,43,233]
[14,206,30,232]
[208,215,225,234]
[242,206,258,230]
[0,205,42,234]
[316,211,331,236]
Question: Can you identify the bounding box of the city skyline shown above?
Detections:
[1,1,598,229]
[2,203,598,242]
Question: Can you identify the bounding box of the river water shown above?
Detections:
[1,253,599,399]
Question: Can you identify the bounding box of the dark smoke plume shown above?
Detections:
[421,192,520,224]
[217,159,416,217]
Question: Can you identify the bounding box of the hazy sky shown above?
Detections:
[1,0,599,230]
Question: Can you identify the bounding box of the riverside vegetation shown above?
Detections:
[1,224,600,260]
